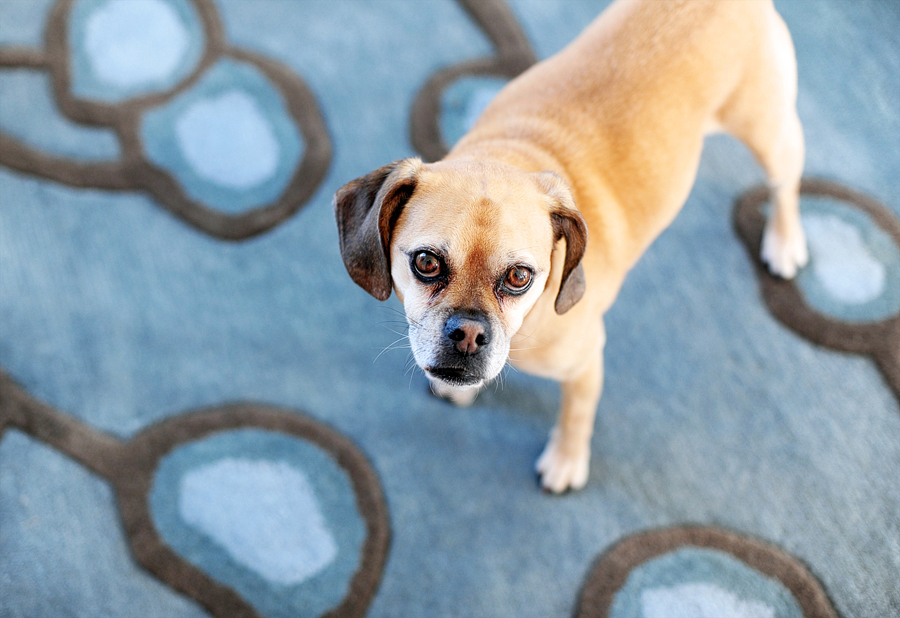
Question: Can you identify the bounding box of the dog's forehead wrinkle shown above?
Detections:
[479,175,542,210]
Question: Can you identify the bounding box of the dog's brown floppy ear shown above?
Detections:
[551,209,588,314]
[334,158,422,300]
[535,171,588,314]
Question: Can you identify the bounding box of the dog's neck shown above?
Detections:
[446,129,569,181]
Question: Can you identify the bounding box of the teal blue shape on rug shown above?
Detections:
[141,58,304,214]
[440,76,508,149]
[797,196,900,322]
[0,431,208,618]
[609,547,803,618]
[0,70,121,160]
[149,428,366,618]
[68,0,205,102]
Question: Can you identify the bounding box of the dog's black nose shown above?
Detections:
[444,314,490,356]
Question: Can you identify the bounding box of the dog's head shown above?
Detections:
[335,157,587,389]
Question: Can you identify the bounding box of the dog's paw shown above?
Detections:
[429,379,480,407]
[535,431,590,493]
[761,222,808,279]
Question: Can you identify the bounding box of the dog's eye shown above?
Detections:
[413,251,442,278]
[504,266,533,292]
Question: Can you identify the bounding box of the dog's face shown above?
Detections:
[335,158,587,389]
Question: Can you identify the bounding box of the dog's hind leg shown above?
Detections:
[717,8,808,278]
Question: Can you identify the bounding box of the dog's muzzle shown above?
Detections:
[424,311,493,386]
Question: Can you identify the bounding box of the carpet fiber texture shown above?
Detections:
[1,1,898,617]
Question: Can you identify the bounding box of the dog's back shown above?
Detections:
[450,0,803,307]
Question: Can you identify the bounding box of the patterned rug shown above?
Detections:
[1,0,898,616]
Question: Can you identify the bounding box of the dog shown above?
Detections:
[334,0,808,493]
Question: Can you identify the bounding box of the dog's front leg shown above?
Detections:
[536,327,604,493]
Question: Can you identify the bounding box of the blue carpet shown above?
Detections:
[1,1,898,617]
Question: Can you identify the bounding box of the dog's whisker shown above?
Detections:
[403,355,419,380]
[511,328,543,345]
[508,345,542,353]
[380,305,422,328]
[380,333,409,345]
[374,340,410,356]
[408,361,420,390]
[494,369,506,393]
[381,305,407,317]
[373,337,411,363]
[380,326,410,339]
[377,320,412,328]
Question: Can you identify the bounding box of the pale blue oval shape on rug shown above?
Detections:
[174,90,282,190]
[150,429,365,618]
[796,196,900,322]
[178,458,338,586]
[69,0,205,102]
[141,58,303,214]
[609,547,803,618]
[803,214,884,304]
[641,582,775,618]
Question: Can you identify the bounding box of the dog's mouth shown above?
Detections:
[425,366,483,387]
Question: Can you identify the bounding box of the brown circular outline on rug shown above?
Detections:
[409,0,537,162]
[733,178,900,402]
[0,0,332,241]
[576,525,839,618]
[0,369,390,618]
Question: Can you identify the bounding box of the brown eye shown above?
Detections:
[414,251,442,278]
[504,266,533,291]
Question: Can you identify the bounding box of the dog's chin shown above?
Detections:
[424,367,485,388]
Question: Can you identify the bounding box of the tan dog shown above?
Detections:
[335,0,807,492]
